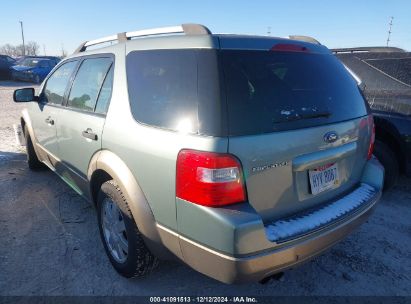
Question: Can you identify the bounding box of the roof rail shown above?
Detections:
[288,35,321,45]
[332,46,405,54]
[73,23,211,54]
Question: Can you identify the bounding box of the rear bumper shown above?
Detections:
[177,189,381,283]
[155,158,384,283]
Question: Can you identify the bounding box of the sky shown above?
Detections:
[1,0,410,56]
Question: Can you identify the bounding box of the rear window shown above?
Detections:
[222,50,368,135]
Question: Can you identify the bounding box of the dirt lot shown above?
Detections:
[0,81,410,296]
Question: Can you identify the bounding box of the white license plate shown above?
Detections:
[309,163,339,195]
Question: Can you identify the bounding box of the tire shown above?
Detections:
[24,126,44,170]
[373,140,399,190]
[97,180,158,278]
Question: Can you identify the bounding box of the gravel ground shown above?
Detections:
[0,81,410,296]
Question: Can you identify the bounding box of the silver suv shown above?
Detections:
[14,24,384,283]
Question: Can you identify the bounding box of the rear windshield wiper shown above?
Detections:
[275,111,331,123]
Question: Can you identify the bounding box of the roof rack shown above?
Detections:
[73,23,211,53]
[332,46,405,54]
[288,35,321,45]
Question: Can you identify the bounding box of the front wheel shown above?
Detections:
[25,126,44,170]
[97,180,158,278]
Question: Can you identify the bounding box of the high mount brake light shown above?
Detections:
[270,44,310,52]
[176,149,246,207]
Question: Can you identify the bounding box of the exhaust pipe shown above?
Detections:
[259,271,285,284]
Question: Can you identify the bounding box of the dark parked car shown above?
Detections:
[0,55,16,79]
[11,57,57,84]
[335,47,411,189]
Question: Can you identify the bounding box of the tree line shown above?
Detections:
[0,41,40,57]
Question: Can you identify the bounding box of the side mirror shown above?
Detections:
[13,88,37,103]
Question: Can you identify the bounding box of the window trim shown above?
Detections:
[94,63,114,114]
[63,53,115,115]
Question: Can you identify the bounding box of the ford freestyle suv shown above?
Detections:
[13,24,384,283]
[334,47,411,189]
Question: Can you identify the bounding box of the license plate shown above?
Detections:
[309,163,339,195]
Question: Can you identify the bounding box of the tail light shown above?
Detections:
[176,149,246,207]
[367,115,375,160]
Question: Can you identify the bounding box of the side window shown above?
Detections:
[95,65,114,114]
[126,50,198,130]
[67,57,112,112]
[42,61,78,104]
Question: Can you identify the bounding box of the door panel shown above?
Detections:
[56,110,105,196]
[31,60,79,166]
[29,104,59,165]
[53,57,113,196]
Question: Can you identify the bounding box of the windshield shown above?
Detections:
[18,58,41,67]
[365,57,411,86]
[221,50,369,135]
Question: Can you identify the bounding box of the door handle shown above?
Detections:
[82,128,98,141]
[45,117,54,125]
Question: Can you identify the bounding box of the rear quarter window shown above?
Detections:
[126,49,225,136]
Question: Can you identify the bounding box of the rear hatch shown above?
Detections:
[221,45,372,222]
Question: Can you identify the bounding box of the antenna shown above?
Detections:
[267,26,271,36]
[386,16,394,46]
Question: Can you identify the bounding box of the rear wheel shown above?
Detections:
[24,126,43,170]
[97,180,158,278]
[373,140,399,190]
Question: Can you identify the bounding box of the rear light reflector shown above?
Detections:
[367,115,375,160]
[197,167,240,183]
[176,149,246,207]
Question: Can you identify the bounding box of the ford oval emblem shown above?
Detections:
[324,131,338,143]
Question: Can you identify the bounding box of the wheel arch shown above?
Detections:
[21,109,33,138]
[20,109,43,158]
[374,116,406,173]
[87,150,174,259]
